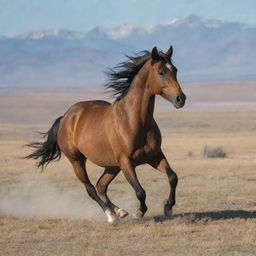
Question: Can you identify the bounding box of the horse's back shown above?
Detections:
[74,100,111,110]
[77,100,111,107]
[65,100,111,119]
[61,99,112,137]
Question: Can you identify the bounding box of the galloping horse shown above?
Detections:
[26,46,186,223]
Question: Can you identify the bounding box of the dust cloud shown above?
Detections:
[0,173,103,220]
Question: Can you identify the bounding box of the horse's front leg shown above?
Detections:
[148,151,178,216]
[120,157,147,218]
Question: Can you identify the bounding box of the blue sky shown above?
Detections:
[1,0,256,36]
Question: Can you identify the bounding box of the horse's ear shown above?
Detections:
[165,46,173,59]
[151,46,159,62]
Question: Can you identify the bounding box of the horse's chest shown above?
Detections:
[132,145,154,164]
[115,119,162,164]
[131,131,161,164]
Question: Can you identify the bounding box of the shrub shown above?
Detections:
[203,145,227,158]
[187,151,194,157]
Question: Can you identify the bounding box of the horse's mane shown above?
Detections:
[105,51,151,101]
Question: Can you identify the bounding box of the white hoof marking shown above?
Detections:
[105,209,118,224]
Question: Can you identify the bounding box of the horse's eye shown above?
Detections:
[158,70,165,76]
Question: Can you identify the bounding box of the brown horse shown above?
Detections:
[26,46,186,223]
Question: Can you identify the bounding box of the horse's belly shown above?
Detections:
[77,126,118,167]
[81,144,118,167]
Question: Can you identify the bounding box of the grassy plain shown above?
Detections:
[0,89,255,256]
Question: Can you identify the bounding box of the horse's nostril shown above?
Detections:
[176,96,182,103]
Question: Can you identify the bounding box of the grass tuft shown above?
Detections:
[203,145,227,158]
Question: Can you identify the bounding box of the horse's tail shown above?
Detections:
[25,116,63,169]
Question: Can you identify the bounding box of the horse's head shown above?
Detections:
[147,46,186,109]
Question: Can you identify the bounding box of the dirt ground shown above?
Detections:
[0,91,255,256]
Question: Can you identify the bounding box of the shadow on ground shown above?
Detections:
[152,210,256,223]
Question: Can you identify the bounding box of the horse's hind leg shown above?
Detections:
[70,158,118,223]
[96,168,129,219]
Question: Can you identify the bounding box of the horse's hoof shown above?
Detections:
[117,209,129,219]
[105,209,118,225]
[133,209,145,219]
[108,218,119,225]
[164,205,173,217]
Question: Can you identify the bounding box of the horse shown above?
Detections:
[25,46,186,223]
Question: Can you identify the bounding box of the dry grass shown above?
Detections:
[0,92,256,256]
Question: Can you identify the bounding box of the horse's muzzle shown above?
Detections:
[174,93,186,108]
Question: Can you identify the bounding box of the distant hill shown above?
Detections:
[0,15,255,90]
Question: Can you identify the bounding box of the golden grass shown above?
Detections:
[0,93,255,256]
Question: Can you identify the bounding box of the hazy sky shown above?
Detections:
[1,0,256,36]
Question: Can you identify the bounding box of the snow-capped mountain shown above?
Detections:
[16,29,86,40]
[0,15,255,89]
[15,25,146,41]
[163,15,226,28]
[87,24,147,40]
[86,15,253,41]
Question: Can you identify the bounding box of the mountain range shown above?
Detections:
[0,15,255,90]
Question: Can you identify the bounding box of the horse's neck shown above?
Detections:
[121,64,155,128]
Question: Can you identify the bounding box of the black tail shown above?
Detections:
[25,116,63,169]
